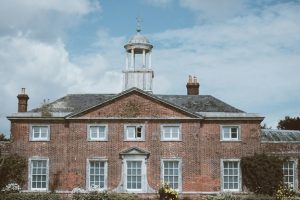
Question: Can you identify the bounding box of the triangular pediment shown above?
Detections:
[67,88,202,119]
[120,147,150,156]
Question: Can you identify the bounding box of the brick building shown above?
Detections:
[7,29,300,196]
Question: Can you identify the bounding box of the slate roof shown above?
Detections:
[31,92,244,114]
[261,129,300,142]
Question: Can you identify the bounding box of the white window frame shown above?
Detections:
[221,159,241,192]
[161,158,182,192]
[283,159,298,189]
[30,125,50,141]
[87,124,108,141]
[161,124,181,141]
[28,157,49,191]
[86,158,108,191]
[220,125,240,141]
[124,124,145,141]
[123,156,147,193]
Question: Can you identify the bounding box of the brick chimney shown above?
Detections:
[186,75,200,95]
[17,88,29,112]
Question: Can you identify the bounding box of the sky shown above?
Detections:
[0,0,299,137]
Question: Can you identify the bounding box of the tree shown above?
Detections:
[241,154,283,196]
[260,123,272,129]
[0,133,9,141]
[0,154,27,190]
[277,116,300,130]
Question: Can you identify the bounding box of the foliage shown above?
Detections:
[275,184,296,200]
[158,182,179,200]
[0,133,9,141]
[72,191,138,200]
[241,154,284,196]
[260,123,272,129]
[0,192,61,200]
[1,183,21,193]
[277,116,300,130]
[0,154,27,190]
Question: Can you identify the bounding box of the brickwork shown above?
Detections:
[9,92,264,194]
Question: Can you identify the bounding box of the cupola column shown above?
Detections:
[131,49,134,69]
[142,49,146,67]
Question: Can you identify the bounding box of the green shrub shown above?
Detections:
[0,154,27,190]
[0,192,61,200]
[241,153,284,196]
[158,182,179,200]
[275,184,296,200]
[72,191,138,200]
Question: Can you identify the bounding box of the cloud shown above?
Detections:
[0,0,100,41]
[179,0,247,21]
[151,1,300,127]
[0,33,122,137]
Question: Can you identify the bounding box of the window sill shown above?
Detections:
[220,140,242,142]
[160,140,182,142]
[124,140,145,142]
[87,140,108,142]
[29,140,50,142]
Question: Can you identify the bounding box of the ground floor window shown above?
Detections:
[162,159,181,191]
[88,159,107,190]
[222,160,240,192]
[283,161,295,187]
[126,161,142,190]
[30,158,48,191]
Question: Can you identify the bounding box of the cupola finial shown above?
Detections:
[136,16,142,33]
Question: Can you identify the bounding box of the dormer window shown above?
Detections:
[124,125,145,141]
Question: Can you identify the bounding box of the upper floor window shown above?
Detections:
[124,125,145,141]
[161,125,181,141]
[30,125,50,141]
[283,161,296,188]
[29,157,48,191]
[88,125,107,141]
[221,125,240,141]
[87,159,107,191]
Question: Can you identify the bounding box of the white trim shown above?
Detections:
[124,124,145,141]
[28,156,49,192]
[161,158,182,192]
[283,159,298,190]
[220,125,241,141]
[86,158,108,191]
[220,159,241,192]
[87,124,108,141]
[29,125,50,141]
[160,124,182,141]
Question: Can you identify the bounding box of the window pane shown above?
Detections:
[127,161,142,189]
[223,161,239,191]
[127,127,135,139]
[89,161,105,189]
[163,161,179,189]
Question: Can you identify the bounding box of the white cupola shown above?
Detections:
[123,18,154,92]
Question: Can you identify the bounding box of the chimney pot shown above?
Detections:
[186,75,200,95]
[17,88,29,112]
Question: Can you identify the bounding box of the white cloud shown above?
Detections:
[0,0,100,41]
[179,0,247,21]
[0,34,122,137]
[151,1,300,127]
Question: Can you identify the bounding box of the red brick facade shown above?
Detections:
[8,91,264,193]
